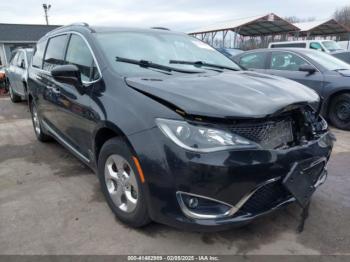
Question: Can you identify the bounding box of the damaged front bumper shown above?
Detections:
[129,120,334,231]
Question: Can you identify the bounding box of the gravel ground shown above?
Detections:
[0,97,349,255]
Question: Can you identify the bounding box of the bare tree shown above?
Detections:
[334,6,350,28]
[284,16,316,23]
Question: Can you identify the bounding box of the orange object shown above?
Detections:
[0,72,5,81]
[132,156,145,183]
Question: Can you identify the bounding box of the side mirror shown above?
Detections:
[20,59,25,69]
[51,64,83,91]
[299,64,316,75]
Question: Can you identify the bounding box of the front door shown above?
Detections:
[266,51,324,95]
[53,33,101,158]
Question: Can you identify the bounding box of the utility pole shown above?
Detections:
[42,3,51,25]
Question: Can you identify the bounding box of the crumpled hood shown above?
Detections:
[126,71,319,118]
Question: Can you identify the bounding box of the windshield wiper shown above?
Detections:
[169,60,239,71]
[115,57,203,74]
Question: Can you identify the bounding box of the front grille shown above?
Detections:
[231,118,294,149]
[240,180,291,215]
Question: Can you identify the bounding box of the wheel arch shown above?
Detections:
[92,121,136,166]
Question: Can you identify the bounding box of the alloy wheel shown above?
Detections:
[32,105,41,136]
[104,154,139,213]
[9,85,14,100]
[336,100,350,122]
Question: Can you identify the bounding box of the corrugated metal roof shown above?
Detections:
[0,23,60,42]
[293,19,350,35]
[189,13,299,36]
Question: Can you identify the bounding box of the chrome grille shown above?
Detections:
[231,119,294,149]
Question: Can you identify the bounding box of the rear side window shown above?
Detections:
[310,42,325,52]
[43,34,68,71]
[32,41,46,69]
[65,34,99,82]
[239,52,267,69]
[270,43,306,48]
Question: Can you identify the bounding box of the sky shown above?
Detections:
[0,0,349,32]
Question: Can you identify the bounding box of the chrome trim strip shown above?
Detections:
[30,31,103,85]
[42,120,90,163]
[177,177,281,220]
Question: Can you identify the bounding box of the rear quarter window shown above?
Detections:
[239,52,267,69]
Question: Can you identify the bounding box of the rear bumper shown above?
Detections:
[128,129,333,231]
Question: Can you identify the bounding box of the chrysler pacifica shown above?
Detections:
[27,23,334,230]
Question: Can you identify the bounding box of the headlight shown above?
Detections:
[156,118,257,153]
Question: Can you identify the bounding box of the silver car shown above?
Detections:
[6,48,33,103]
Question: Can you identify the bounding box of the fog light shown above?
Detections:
[177,191,235,219]
[188,197,199,208]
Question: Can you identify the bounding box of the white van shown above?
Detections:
[268,40,344,53]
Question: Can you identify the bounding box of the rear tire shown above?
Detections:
[9,82,21,103]
[30,100,52,142]
[98,137,151,227]
[329,93,350,130]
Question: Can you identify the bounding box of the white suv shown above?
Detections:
[268,40,344,53]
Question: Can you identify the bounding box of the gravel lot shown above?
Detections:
[0,96,349,255]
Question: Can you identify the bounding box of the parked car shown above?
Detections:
[234,48,350,130]
[332,50,350,64]
[6,48,33,102]
[27,24,333,231]
[216,48,243,59]
[268,40,344,53]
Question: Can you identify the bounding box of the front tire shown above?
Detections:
[98,137,150,227]
[30,100,52,142]
[9,82,21,103]
[329,93,350,130]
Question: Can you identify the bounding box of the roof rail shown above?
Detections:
[151,27,170,31]
[46,22,92,35]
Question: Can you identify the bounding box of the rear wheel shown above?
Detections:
[329,93,350,130]
[98,137,150,227]
[30,100,52,142]
[9,82,21,103]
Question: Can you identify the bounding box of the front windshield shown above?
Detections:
[305,50,350,71]
[322,41,343,52]
[95,31,241,77]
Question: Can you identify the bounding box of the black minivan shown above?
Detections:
[27,23,333,231]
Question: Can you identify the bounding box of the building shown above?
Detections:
[0,23,60,66]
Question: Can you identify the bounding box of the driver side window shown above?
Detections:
[65,34,100,82]
[270,52,310,71]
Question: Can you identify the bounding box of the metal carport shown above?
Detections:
[189,13,299,48]
[293,19,350,38]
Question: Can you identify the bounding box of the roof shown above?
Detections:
[189,13,299,36]
[293,19,350,36]
[0,23,60,43]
